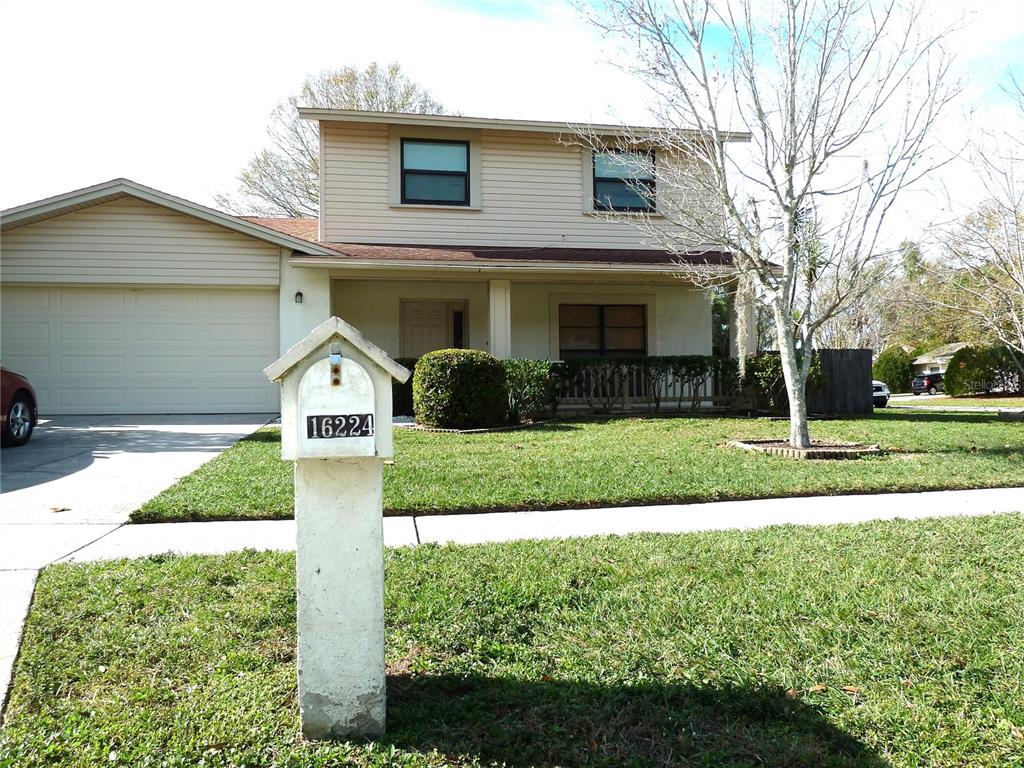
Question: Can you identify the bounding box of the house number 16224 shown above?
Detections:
[306,413,375,439]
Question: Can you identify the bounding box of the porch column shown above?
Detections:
[279,249,332,354]
[488,279,512,359]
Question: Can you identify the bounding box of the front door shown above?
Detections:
[400,301,467,357]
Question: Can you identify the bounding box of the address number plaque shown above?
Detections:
[306,413,375,439]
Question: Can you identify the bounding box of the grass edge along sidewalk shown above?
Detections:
[3,513,1023,767]
[132,410,1024,523]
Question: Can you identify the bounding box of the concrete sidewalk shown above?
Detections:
[58,486,1023,561]
[3,486,1022,719]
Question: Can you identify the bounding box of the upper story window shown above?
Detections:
[593,150,656,212]
[401,139,470,206]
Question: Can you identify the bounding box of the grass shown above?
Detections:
[891,396,1024,408]
[132,410,1024,523]
[2,514,1023,767]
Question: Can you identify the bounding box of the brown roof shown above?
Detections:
[241,216,732,268]
[241,216,319,241]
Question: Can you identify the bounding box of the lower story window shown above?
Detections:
[559,304,646,359]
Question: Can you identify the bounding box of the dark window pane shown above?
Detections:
[558,304,647,357]
[403,172,468,203]
[560,327,601,350]
[403,141,468,172]
[594,151,653,180]
[452,310,465,348]
[605,328,646,350]
[560,305,600,327]
[604,306,645,327]
[594,179,654,211]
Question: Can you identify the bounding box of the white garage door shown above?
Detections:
[1,285,279,414]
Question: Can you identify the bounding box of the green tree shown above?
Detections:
[217,63,450,217]
[872,347,914,393]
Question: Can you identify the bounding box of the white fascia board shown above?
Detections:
[288,255,732,276]
[297,109,752,143]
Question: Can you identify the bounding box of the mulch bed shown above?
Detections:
[727,438,882,460]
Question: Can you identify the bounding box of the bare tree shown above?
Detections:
[579,0,958,447]
[928,156,1024,376]
[217,63,450,217]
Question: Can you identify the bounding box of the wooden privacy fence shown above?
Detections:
[807,349,874,416]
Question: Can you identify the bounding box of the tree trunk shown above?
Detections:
[774,314,811,448]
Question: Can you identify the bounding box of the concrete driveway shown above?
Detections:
[0,414,271,565]
[0,414,271,712]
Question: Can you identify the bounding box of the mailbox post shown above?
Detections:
[264,316,411,740]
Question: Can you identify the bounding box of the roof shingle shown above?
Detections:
[242,216,731,267]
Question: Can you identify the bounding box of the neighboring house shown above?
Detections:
[0,110,751,415]
[912,342,971,375]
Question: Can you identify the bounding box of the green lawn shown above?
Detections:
[132,411,1024,523]
[3,514,1023,767]
[892,396,1024,408]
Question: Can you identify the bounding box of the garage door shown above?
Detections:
[1,286,279,414]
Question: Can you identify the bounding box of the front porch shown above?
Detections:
[281,261,744,361]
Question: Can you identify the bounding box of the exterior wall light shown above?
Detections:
[295,291,304,304]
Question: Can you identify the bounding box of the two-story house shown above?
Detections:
[0,110,751,415]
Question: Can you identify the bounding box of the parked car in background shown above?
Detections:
[1,367,38,446]
[912,372,944,395]
[872,380,890,407]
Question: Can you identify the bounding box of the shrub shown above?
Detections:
[872,347,914,393]
[945,345,1021,396]
[503,359,557,423]
[391,357,418,417]
[744,352,828,414]
[989,346,1023,393]
[945,346,991,396]
[413,349,508,428]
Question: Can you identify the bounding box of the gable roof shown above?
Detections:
[0,179,337,256]
[264,316,411,383]
[913,342,971,365]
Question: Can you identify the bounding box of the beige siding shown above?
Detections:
[321,123,700,248]
[331,278,489,357]
[1,198,280,285]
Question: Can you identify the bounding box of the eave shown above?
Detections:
[297,109,752,143]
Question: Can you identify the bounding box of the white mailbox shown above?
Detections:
[264,316,410,740]
[268,316,408,462]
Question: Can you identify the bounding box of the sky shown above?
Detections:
[1,0,1021,246]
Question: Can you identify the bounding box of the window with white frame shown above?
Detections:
[400,139,470,206]
[592,150,656,212]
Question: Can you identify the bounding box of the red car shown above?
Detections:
[1,368,38,447]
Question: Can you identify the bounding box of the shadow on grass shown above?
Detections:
[238,429,284,444]
[872,410,1006,425]
[384,674,889,768]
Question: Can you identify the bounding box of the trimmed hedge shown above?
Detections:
[873,347,914,393]
[945,345,1022,396]
[413,349,508,428]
